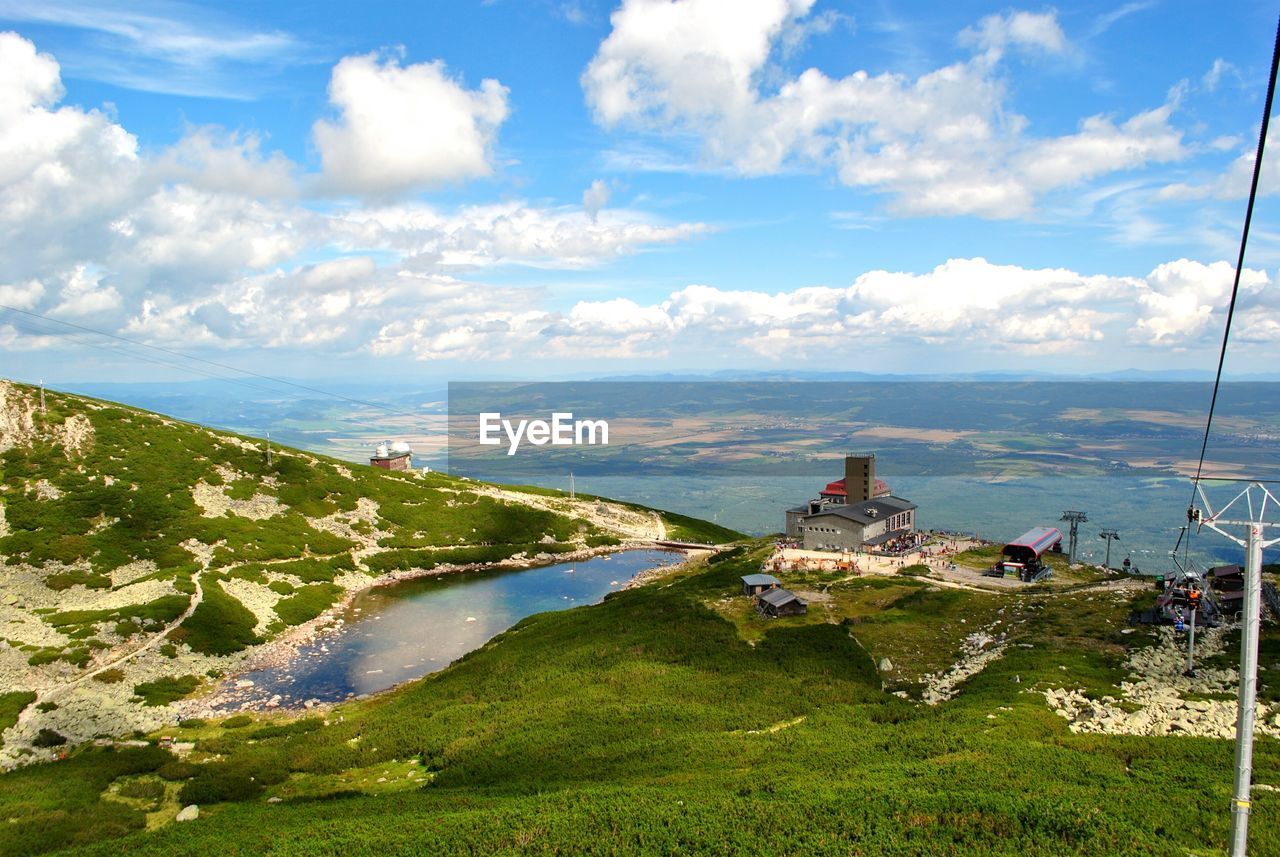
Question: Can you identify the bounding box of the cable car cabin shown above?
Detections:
[997,527,1063,582]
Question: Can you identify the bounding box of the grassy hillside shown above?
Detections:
[0,544,1273,855]
[0,380,742,765]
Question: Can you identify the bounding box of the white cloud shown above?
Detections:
[356,257,1277,363]
[1131,259,1270,344]
[1159,126,1280,201]
[50,265,122,317]
[583,4,1186,218]
[0,32,707,360]
[1202,58,1238,92]
[0,278,42,308]
[958,10,1067,59]
[150,128,296,197]
[583,179,611,222]
[314,52,509,196]
[334,201,708,271]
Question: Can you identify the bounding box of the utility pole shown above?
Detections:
[1060,511,1088,565]
[569,472,574,500]
[1194,482,1280,857]
[266,432,272,468]
[38,380,45,415]
[1185,602,1198,678]
[1099,528,1120,569]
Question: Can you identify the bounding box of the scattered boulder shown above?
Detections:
[878,658,893,672]
[175,805,199,822]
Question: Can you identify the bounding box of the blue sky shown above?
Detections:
[1,0,1279,382]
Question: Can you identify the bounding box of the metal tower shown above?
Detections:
[1060,511,1088,565]
[1194,482,1280,857]
[1099,528,1120,569]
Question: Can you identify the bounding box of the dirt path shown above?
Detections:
[28,576,205,705]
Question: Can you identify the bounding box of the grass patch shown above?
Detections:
[174,578,259,656]
[0,691,36,745]
[272,583,342,626]
[132,675,200,707]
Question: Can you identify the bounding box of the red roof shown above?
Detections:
[819,478,890,498]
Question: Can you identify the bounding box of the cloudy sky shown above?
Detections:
[1,0,1279,383]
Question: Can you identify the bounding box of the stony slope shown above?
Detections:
[0,380,729,766]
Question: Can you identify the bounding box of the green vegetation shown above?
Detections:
[30,730,66,749]
[0,543,1270,856]
[132,676,201,707]
[114,779,164,802]
[272,583,343,626]
[0,746,167,856]
[655,509,743,544]
[173,578,259,656]
[0,692,36,745]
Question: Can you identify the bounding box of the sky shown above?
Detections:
[2,0,1280,384]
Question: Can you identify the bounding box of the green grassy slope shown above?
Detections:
[6,545,1273,856]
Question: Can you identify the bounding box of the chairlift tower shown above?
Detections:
[1060,511,1088,565]
[1194,481,1280,857]
[1099,529,1120,570]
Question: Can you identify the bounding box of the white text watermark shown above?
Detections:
[478,412,609,456]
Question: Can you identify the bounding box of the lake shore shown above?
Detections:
[180,542,697,718]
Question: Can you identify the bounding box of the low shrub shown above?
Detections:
[94,668,126,684]
[133,675,200,706]
[157,760,199,781]
[117,779,165,801]
[32,728,67,748]
[178,578,259,655]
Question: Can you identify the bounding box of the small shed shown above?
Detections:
[757,588,807,618]
[741,573,782,596]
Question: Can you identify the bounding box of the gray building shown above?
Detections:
[786,496,917,552]
[741,573,782,596]
[757,588,807,617]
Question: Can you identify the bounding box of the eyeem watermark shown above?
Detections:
[478,412,609,456]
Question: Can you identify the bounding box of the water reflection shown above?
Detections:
[226,549,675,708]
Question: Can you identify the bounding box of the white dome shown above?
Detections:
[390,441,412,454]
[375,443,390,458]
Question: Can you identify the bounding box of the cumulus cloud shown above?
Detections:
[150,128,296,198]
[355,257,1275,364]
[0,278,43,309]
[49,265,122,317]
[334,200,707,271]
[314,52,509,196]
[0,32,705,358]
[583,3,1185,217]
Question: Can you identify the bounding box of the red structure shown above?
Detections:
[370,441,412,471]
[818,477,891,502]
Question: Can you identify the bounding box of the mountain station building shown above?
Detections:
[784,454,918,552]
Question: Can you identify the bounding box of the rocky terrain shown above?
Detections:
[1043,624,1280,739]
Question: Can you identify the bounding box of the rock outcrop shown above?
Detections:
[1042,626,1280,740]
